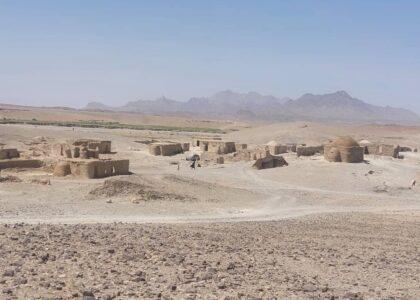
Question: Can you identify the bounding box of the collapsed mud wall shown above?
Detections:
[99,141,112,153]
[235,143,248,150]
[52,143,98,159]
[0,149,20,160]
[181,143,190,152]
[72,139,111,154]
[193,137,222,147]
[225,148,270,163]
[149,143,183,156]
[149,144,161,155]
[399,146,412,152]
[286,143,297,153]
[159,143,182,156]
[379,145,400,158]
[53,162,71,176]
[266,145,288,155]
[200,152,225,165]
[296,145,324,157]
[0,159,43,170]
[363,144,400,158]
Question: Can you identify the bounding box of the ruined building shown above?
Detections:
[324,137,364,163]
[359,141,400,158]
[52,143,99,159]
[52,139,112,159]
[296,145,324,157]
[149,143,183,156]
[0,147,43,170]
[50,139,130,179]
[72,139,112,154]
[193,137,222,147]
[235,143,248,150]
[53,159,129,179]
[231,148,270,161]
[199,140,236,154]
[265,141,288,155]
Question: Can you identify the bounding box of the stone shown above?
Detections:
[3,269,15,277]
[226,262,235,270]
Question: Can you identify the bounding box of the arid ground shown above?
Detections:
[0,107,419,299]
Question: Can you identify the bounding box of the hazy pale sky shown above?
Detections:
[0,1,419,112]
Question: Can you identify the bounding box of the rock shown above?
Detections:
[132,276,146,282]
[82,290,95,300]
[134,270,145,277]
[132,270,146,282]
[131,198,140,204]
[40,253,49,263]
[3,269,15,277]
[301,283,317,292]
[217,281,227,289]
[200,272,213,281]
[343,291,363,299]
[226,262,235,270]
[15,277,27,284]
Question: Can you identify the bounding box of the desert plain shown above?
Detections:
[0,105,419,299]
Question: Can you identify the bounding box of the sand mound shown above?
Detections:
[89,176,192,202]
[0,175,22,183]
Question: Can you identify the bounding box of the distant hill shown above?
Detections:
[283,91,420,123]
[84,101,113,111]
[121,97,184,113]
[186,90,290,115]
[83,90,420,124]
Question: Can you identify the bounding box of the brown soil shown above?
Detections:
[0,213,418,299]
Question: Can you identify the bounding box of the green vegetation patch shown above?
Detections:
[0,118,224,134]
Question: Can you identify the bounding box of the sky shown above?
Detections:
[0,0,419,112]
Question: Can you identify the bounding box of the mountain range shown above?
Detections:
[84,90,420,124]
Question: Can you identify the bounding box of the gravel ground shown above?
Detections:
[0,212,419,300]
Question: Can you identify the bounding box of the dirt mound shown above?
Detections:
[134,139,158,145]
[0,175,22,183]
[30,178,51,185]
[163,174,200,184]
[89,176,192,202]
[373,182,414,196]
